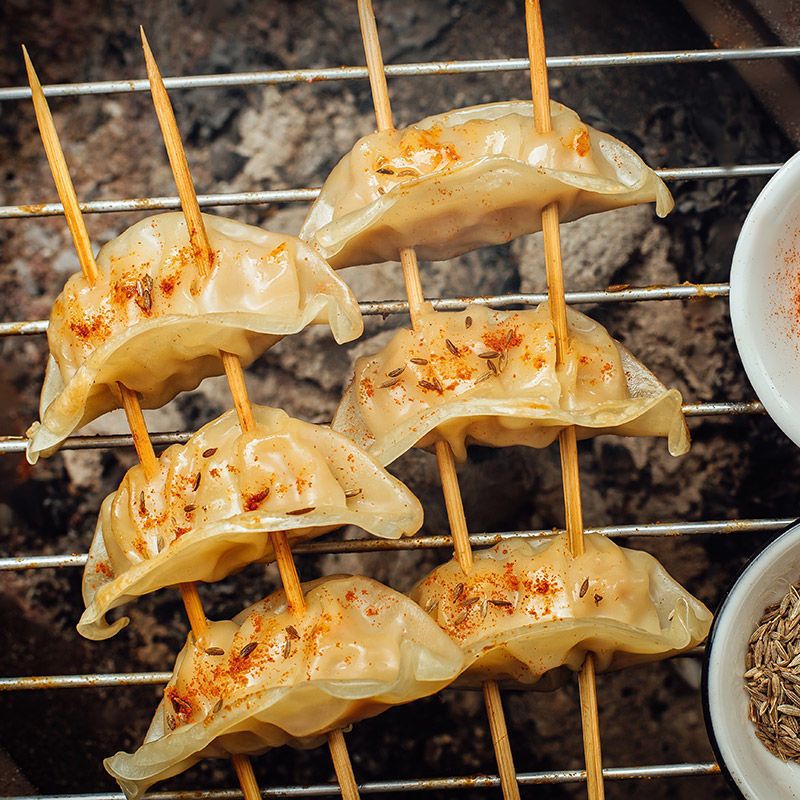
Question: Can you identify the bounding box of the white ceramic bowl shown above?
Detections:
[730,150,800,447]
[705,520,800,799]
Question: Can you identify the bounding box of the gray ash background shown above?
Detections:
[0,0,797,797]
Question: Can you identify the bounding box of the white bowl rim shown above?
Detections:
[704,518,800,799]
[730,149,800,448]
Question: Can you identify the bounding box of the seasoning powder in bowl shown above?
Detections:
[730,149,800,447]
[745,582,800,761]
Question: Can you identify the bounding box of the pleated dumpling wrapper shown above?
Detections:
[301,100,674,267]
[79,406,423,640]
[410,534,712,688]
[105,575,464,800]
[332,302,689,464]
[27,212,363,462]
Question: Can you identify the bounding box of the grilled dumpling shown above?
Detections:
[80,406,423,640]
[301,100,673,267]
[332,302,689,463]
[411,535,712,687]
[27,212,363,462]
[105,575,464,800]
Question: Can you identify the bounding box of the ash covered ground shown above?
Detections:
[0,1,797,798]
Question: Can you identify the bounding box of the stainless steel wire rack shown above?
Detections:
[1,35,797,800]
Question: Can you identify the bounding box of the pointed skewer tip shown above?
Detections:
[21,45,37,84]
[140,28,161,84]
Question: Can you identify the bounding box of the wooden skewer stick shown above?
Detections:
[524,2,604,798]
[355,4,518,799]
[22,47,97,287]
[141,30,360,800]
[24,46,259,800]
[139,29,255,434]
[483,681,520,800]
[139,27,305,612]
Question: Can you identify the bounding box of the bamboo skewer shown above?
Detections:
[524,2,604,798]
[141,30,360,800]
[22,46,260,799]
[355,4,518,799]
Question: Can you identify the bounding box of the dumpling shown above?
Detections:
[332,302,689,463]
[301,100,673,267]
[27,212,363,462]
[410,535,712,688]
[104,575,464,800]
[80,406,423,640]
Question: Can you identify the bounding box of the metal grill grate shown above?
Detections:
[1,38,796,799]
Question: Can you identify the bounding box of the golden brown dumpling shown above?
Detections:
[410,535,712,687]
[302,100,673,267]
[333,302,689,463]
[80,406,422,640]
[27,212,363,462]
[105,575,464,799]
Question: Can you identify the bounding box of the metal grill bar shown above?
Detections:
[0,518,787,573]
[0,400,767,456]
[0,648,708,691]
[1,44,798,101]
[0,763,720,800]
[0,164,782,219]
[0,673,173,691]
[0,282,735,339]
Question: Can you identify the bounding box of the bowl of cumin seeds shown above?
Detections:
[705,520,800,799]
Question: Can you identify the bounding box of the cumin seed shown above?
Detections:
[238,642,258,659]
[452,608,469,625]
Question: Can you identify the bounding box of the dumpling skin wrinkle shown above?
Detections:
[104,575,464,800]
[26,212,363,462]
[79,406,423,640]
[301,100,674,267]
[410,535,712,688]
[331,302,690,464]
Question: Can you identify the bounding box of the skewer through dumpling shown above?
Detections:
[333,302,689,464]
[27,212,363,462]
[105,575,464,800]
[301,100,673,267]
[410,535,712,688]
[80,405,423,640]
